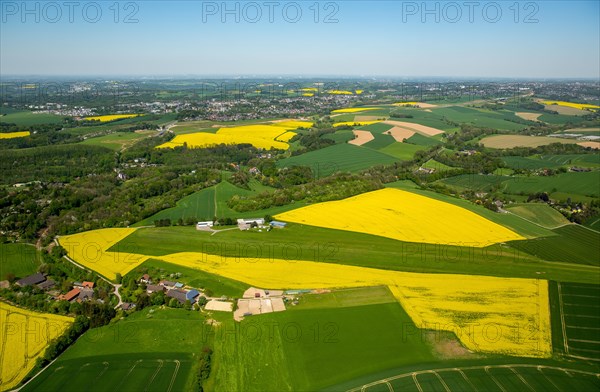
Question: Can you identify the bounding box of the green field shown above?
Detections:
[405,132,442,146]
[422,159,456,172]
[0,243,40,278]
[337,362,600,392]
[80,131,153,151]
[322,129,354,143]
[553,282,600,361]
[440,174,509,192]
[379,142,426,160]
[359,122,394,133]
[362,132,396,150]
[277,144,399,178]
[502,171,600,198]
[506,203,571,229]
[431,106,528,131]
[0,111,64,126]
[538,154,600,166]
[502,156,564,170]
[507,225,600,266]
[211,301,436,391]
[22,307,209,392]
[134,180,299,226]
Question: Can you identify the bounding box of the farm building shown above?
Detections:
[37,279,56,290]
[58,288,81,302]
[139,274,151,284]
[121,302,136,311]
[237,218,265,230]
[166,289,188,304]
[16,272,46,287]
[147,284,165,294]
[160,280,176,288]
[269,221,287,229]
[81,281,94,289]
[174,282,184,289]
[186,289,200,302]
[196,221,214,230]
[78,288,94,301]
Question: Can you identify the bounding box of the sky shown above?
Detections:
[1,0,599,78]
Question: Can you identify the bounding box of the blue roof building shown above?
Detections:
[174,282,184,289]
[186,289,200,301]
[269,221,287,228]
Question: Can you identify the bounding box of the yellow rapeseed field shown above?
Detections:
[58,228,147,280]
[157,124,304,150]
[327,90,354,95]
[540,100,599,111]
[0,303,73,391]
[271,120,313,129]
[331,108,382,113]
[333,120,381,127]
[0,131,30,139]
[83,114,141,122]
[302,93,314,97]
[301,87,318,92]
[275,188,525,247]
[155,251,551,357]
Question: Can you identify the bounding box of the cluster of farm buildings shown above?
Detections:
[196,218,287,231]
[8,272,99,304]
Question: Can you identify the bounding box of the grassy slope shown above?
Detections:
[0,243,40,278]
[0,111,64,126]
[134,180,299,226]
[211,301,436,391]
[505,204,571,229]
[508,225,600,266]
[502,171,600,198]
[23,307,207,392]
[379,142,425,160]
[277,144,398,178]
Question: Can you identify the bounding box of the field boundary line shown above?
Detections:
[431,371,451,392]
[485,366,507,392]
[455,368,477,391]
[115,359,142,390]
[557,282,569,354]
[145,359,164,391]
[167,359,180,392]
[509,367,535,392]
[411,373,423,392]
[536,366,561,392]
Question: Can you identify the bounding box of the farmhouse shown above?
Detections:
[160,280,176,288]
[81,281,94,289]
[16,272,46,287]
[139,274,151,284]
[166,288,188,304]
[58,288,81,302]
[78,288,94,301]
[147,284,165,294]
[121,302,136,311]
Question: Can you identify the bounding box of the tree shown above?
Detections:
[136,294,151,310]
[115,273,122,284]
